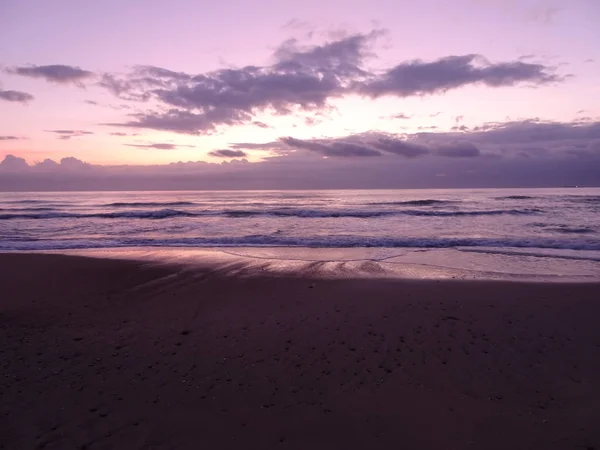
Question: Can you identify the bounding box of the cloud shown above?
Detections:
[105,30,373,133]
[279,133,482,159]
[9,65,94,85]
[450,119,600,145]
[0,136,21,141]
[133,65,192,82]
[110,132,139,137]
[108,108,252,134]
[253,121,270,128]
[281,136,383,157]
[2,119,599,190]
[0,89,34,103]
[371,137,429,157]
[2,143,598,191]
[46,130,94,140]
[390,113,411,119]
[0,155,30,171]
[99,31,559,135]
[229,141,279,150]
[358,55,559,98]
[209,149,248,158]
[436,142,481,157]
[125,143,194,150]
[35,159,60,170]
[97,73,152,101]
[59,156,91,170]
[232,119,599,161]
[527,5,561,24]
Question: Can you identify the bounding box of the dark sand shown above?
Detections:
[1,253,599,450]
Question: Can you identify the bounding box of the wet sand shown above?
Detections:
[1,252,599,449]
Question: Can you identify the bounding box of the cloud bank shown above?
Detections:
[0,89,34,103]
[9,65,94,85]
[45,130,94,140]
[99,32,558,135]
[5,30,559,137]
[2,119,598,190]
[209,149,248,158]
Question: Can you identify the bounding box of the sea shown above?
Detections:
[1,188,600,280]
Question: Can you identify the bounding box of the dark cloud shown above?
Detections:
[451,125,469,132]
[46,130,94,140]
[281,137,382,157]
[394,119,600,159]
[272,29,381,78]
[2,147,598,191]
[59,157,91,170]
[251,120,600,161]
[108,31,373,131]
[0,155,30,171]
[84,100,99,105]
[253,121,270,128]
[371,137,429,158]
[35,159,60,170]
[109,108,252,134]
[2,121,599,189]
[10,65,93,85]
[436,142,481,157]
[209,149,248,158]
[0,136,21,141]
[359,55,559,98]
[132,65,192,82]
[99,31,559,135]
[125,143,194,150]
[279,133,482,159]
[442,119,600,145]
[0,89,34,103]
[97,73,151,101]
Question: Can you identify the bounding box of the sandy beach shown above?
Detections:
[1,252,599,450]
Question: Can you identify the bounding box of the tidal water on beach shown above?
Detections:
[1,188,600,279]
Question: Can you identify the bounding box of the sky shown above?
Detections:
[1,0,599,190]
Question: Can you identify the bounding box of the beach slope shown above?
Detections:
[1,253,599,449]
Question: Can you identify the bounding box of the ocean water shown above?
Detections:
[1,188,600,279]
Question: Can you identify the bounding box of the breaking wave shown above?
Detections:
[494,195,536,200]
[2,235,600,253]
[103,201,196,207]
[368,199,454,206]
[0,207,543,220]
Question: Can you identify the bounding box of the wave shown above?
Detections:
[2,199,52,204]
[103,201,196,207]
[0,207,56,212]
[0,209,196,220]
[368,199,454,206]
[548,226,596,234]
[530,223,597,234]
[0,207,542,220]
[494,195,536,200]
[2,235,600,253]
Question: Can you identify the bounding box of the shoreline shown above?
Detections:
[1,252,599,449]
[4,246,600,282]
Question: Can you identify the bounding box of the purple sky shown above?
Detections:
[1,0,599,189]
